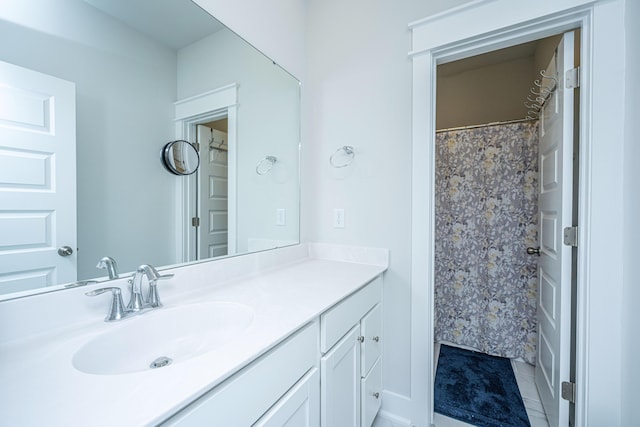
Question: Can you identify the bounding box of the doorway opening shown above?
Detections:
[432,31,580,427]
[409,3,627,427]
[174,84,238,265]
[178,107,236,264]
[196,117,230,260]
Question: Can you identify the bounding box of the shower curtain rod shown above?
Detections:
[435,117,537,134]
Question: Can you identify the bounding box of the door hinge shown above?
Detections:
[562,381,576,403]
[563,226,578,247]
[566,66,580,89]
[191,217,200,227]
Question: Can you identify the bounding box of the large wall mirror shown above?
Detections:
[0,0,300,299]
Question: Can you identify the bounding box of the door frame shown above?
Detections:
[174,83,238,263]
[408,1,626,426]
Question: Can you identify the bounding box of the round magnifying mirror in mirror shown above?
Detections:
[161,140,200,175]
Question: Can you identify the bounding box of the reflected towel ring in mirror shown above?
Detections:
[330,146,355,168]
[161,140,200,176]
[256,156,277,175]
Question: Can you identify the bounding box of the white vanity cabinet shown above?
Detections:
[162,275,383,427]
[162,322,319,427]
[319,276,383,427]
[0,245,389,427]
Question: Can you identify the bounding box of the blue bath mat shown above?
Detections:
[434,344,530,427]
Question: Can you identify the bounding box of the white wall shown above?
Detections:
[177,29,300,253]
[622,0,640,424]
[192,0,305,80]
[304,0,471,403]
[0,0,178,279]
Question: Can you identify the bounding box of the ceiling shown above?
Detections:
[83,0,225,50]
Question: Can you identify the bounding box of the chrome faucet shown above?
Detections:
[87,264,174,322]
[96,256,119,279]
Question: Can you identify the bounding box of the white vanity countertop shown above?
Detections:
[0,247,387,427]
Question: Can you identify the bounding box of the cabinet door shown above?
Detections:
[321,324,361,427]
[360,304,382,377]
[361,356,382,427]
[254,368,319,427]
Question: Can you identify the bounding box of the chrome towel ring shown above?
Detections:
[256,155,277,175]
[329,146,354,168]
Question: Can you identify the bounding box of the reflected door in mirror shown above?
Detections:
[197,123,229,259]
[0,60,77,295]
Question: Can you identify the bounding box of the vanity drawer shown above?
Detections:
[361,356,382,427]
[360,303,382,377]
[320,276,382,353]
[163,321,318,426]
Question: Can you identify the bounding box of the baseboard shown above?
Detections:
[374,389,419,426]
[374,409,414,427]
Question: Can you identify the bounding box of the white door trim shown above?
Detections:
[174,84,238,263]
[408,1,626,426]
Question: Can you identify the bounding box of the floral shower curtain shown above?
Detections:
[434,122,539,364]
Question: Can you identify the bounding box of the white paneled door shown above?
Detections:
[535,31,575,427]
[197,124,228,259]
[0,60,77,294]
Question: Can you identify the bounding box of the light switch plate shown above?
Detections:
[333,209,345,228]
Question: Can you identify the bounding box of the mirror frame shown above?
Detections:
[161,140,200,176]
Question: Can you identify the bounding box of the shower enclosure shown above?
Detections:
[434,121,539,364]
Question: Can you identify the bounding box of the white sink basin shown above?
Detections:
[72,301,254,375]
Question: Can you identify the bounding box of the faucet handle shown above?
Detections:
[147,272,173,308]
[147,275,171,307]
[126,278,146,312]
[147,283,162,308]
[86,287,128,322]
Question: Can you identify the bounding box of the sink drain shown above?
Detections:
[150,356,173,369]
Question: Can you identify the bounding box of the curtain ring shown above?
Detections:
[540,70,558,83]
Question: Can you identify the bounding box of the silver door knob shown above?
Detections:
[526,247,540,256]
[373,392,380,399]
[372,336,380,342]
[357,336,365,343]
[58,246,74,257]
